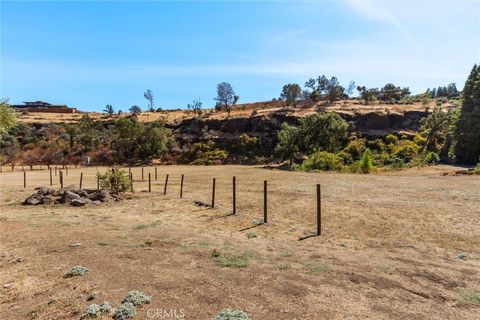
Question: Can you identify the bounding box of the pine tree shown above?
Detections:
[455,64,480,164]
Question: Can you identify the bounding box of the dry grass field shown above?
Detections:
[0,165,479,319]
[15,99,447,125]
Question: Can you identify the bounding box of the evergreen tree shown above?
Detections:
[455,64,480,164]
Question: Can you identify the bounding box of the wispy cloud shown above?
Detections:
[264,29,307,46]
[343,0,408,37]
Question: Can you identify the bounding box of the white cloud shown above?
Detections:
[343,0,408,37]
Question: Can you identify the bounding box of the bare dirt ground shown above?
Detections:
[0,165,479,319]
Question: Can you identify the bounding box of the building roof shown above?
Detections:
[12,101,70,108]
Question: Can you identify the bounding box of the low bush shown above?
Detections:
[97,166,131,194]
[473,164,480,175]
[394,141,419,163]
[113,302,136,320]
[423,151,440,164]
[359,149,374,174]
[122,290,151,306]
[64,265,89,278]
[367,138,386,152]
[337,151,353,165]
[85,304,100,317]
[297,151,343,172]
[213,309,251,320]
[385,134,398,145]
[343,139,366,160]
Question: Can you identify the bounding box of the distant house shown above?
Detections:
[12,101,77,113]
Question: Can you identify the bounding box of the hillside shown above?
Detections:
[16,99,457,136]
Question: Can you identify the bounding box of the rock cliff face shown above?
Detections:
[169,110,429,147]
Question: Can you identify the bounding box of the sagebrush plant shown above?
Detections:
[64,265,89,278]
[212,309,251,320]
[97,166,131,193]
[85,304,100,317]
[122,290,151,306]
[113,302,136,320]
[99,301,111,313]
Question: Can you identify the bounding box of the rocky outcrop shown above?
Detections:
[23,186,121,206]
[169,110,429,151]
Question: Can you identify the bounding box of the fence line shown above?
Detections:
[9,166,323,238]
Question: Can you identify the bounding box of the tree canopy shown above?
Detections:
[455,64,480,164]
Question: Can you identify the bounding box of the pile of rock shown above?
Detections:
[23,186,121,206]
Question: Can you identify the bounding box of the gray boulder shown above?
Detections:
[62,190,81,203]
[39,196,55,205]
[89,190,111,202]
[71,199,87,206]
[23,195,41,205]
[35,187,55,196]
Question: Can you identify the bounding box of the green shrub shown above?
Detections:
[297,151,343,172]
[390,158,407,170]
[97,166,131,194]
[212,309,251,320]
[473,164,480,175]
[375,151,393,165]
[190,141,229,165]
[359,149,374,173]
[343,139,366,160]
[424,151,440,164]
[367,139,386,152]
[385,134,398,145]
[413,134,427,146]
[394,141,419,163]
[337,150,353,165]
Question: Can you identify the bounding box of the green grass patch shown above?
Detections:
[464,293,480,304]
[277,263,291,270]
[134,224,149,230]
[213,251,251,268]
[181,241,211,252]
[303,262,332,273]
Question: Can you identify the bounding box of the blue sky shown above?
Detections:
[1,0,479,112]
